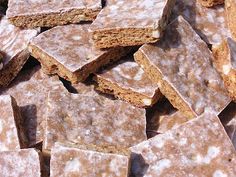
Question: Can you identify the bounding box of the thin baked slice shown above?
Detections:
[131,113,236,176]
[134,16,230,118]
[94,56,161,108]
[29,24,130,83]
[6,0,102,28]
[89,0,176,48]
[0,16,39,87]
[43,88,147,155]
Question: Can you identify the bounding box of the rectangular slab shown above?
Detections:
[130,113,236,176]
[43,88,147,154]
[0,95,28,151]
[0,16,38,87]
[197,0,224,7]
[172,0,231,45]
[89,0,176,48]
[0,66,66,147]
[50,143,130,177]
[94,56,161,108]
[0,148,42,177]
[29,24,129,83]
[134,16,230,118]
[213,38,236,101]
[6,0,102,28]
[226,0,236,40]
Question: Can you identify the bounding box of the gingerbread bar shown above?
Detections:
[29,24,129,83]
[43,89,147,154]
[0,66,66,146]
[94,56,162,108]
[0,16,39,87]
[130,113,236,176]
[219,102,236,149]
[197,0,224,7]
[0,95,28,151]
[0,148,42,177]
[134,16,230,118]
[6,0,102,28]
[89,0,176,48]
[212,38,236,101]
[226,0,236,39]
[50,143,130,177]
[172,0,231,45]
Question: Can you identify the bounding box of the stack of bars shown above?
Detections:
[0,0,236,176]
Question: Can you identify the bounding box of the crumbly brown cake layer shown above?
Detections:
[134,16,230,118]
[197,0,224,7]
[6,0,102,28]
[212,38,236,101]
[29,24,130,83]
[89,0,176,48]
[0,16,38,87]
[94,56,161,108]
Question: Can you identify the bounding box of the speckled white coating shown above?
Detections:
[0,66,66,146]
[96,57,159,97]
[158,111,191,133]
[136,16,230,116]
[0,95,21,151]
[131,113,236,176]
[7,0,101,17]
[30,24,120,72]
[0,16,38,66]
[50,143,129,177]
[90,0,175,30]
[44,89,147,152]
[0,148,41,177]
[173,0,231,45]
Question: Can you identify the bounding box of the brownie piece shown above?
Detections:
[197,0,224,7]
[0,95,28,151]
[0,66,66,146]
[43,88,147,154]
[6,0,102,28]
[226,0,236,40]
[29,24,130,83]
[134,16,230,118]
[172,0,231,45]
[89,0,176,48]
[94,56,162,108]
[0,149,42,177]
[130,113,236,176]
[212,38,236,101]
[50,143,130,177]
[0,16,39,87]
